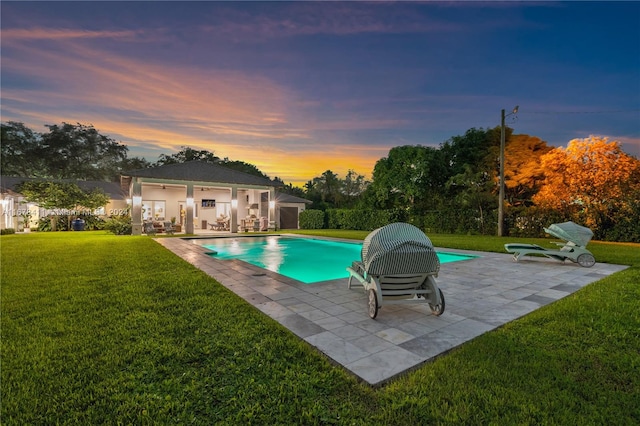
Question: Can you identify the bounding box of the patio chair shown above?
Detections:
[346,222,445,319]
[504,221,596,267]
[163,221,175,235]
[143,222,156,235]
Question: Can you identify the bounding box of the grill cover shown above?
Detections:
[543,221,593,247]
[361,223,440,276]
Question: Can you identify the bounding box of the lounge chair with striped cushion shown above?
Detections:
[347,222,444,319]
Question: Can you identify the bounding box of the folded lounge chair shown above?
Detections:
[346,222,445,319]
[504,221,596,268]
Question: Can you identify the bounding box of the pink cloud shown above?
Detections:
[1,28,392,183]
[2,28,139,41]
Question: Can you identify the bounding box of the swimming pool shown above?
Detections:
[197,236,477,284]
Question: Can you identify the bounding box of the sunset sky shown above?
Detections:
[2,1,639,186]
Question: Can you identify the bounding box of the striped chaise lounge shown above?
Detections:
[346,222,445,319]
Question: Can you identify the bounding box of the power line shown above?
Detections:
[521,109,640,115]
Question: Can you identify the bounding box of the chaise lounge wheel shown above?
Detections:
[429,288,445,316]
[368,289,379,319]
[577,253,596,268]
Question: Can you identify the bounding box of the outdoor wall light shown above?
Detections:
[186,197,194,208]
[231,199,238,209]
[269,200,275,209]
[133,196,142,206]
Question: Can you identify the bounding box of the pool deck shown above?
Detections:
[156,235,628,386]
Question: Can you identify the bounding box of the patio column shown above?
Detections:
[230,186,238,233]
[131,180,142,235]
[268,188,276,231]
[185,184,194,234]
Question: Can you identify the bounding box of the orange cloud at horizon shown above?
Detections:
[1,29,399,185]
[237,145,389,187]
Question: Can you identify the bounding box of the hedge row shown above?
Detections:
[299,207,640,242]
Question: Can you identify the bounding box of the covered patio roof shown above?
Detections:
[120,161,282,189]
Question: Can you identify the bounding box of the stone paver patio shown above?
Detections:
[156,235,628,386]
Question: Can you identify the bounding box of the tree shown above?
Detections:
[1,121,149,180]
[309,170,343,207]
[153,147,276,180]
[440,127,505,179]
[155,146,220,165]
[503,135,552,207]
[119,156,152,173]
[19,180,109,231]
[533,136,640,231]
[302,169,368,209]
[277,182,307,199]
[446,165,496,234]
[219,159,271,179]
[366,145,447,211]
[440,127,505,207]
[341,169,369,207]
[1,121,45,177]
[40,123,129,181]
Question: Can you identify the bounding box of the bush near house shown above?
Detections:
[298,209,325,229]
[37,214,105,232]
[325,208,401,231]
[103,214,132,235]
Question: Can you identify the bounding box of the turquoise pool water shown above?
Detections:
[198,236,476,284]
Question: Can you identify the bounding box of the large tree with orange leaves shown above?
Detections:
[533,136,640,236]
[504,134,553,207]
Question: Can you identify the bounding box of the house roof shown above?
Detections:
[275,192,312,204]
[123,161,282,187]
[0,176,127,200]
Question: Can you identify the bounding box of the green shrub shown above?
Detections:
[326,208,394,231]
[299,209,325,229]
[505,207,567,238]
[326,209,346,229]
[103,215,132,235]
[420,208,494,235]
[0,228,16,235]
[37,214,105,232]
[80,214,105,231]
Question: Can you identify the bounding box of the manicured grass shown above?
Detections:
[2,231,639,424]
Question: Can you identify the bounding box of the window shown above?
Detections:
[217,202,231,217]
[142,200,166,221]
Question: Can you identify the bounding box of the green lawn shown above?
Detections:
[2,231,639,424]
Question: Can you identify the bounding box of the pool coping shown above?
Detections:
[156,235,629,387]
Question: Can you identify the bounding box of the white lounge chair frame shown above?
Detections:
[505,221,596,268]
[346,223,445,319]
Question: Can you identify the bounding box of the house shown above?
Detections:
[121,161,310,234]
[0,176,127,231]
[1,161,312,233]
[275,192,313,229]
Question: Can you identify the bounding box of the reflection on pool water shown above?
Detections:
[197,236,477,284]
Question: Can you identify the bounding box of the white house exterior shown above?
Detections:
[0,176,127,232]
[2,162,311,234]
[121,161,284,235]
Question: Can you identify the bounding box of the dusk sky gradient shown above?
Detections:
[2,1,639,186]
